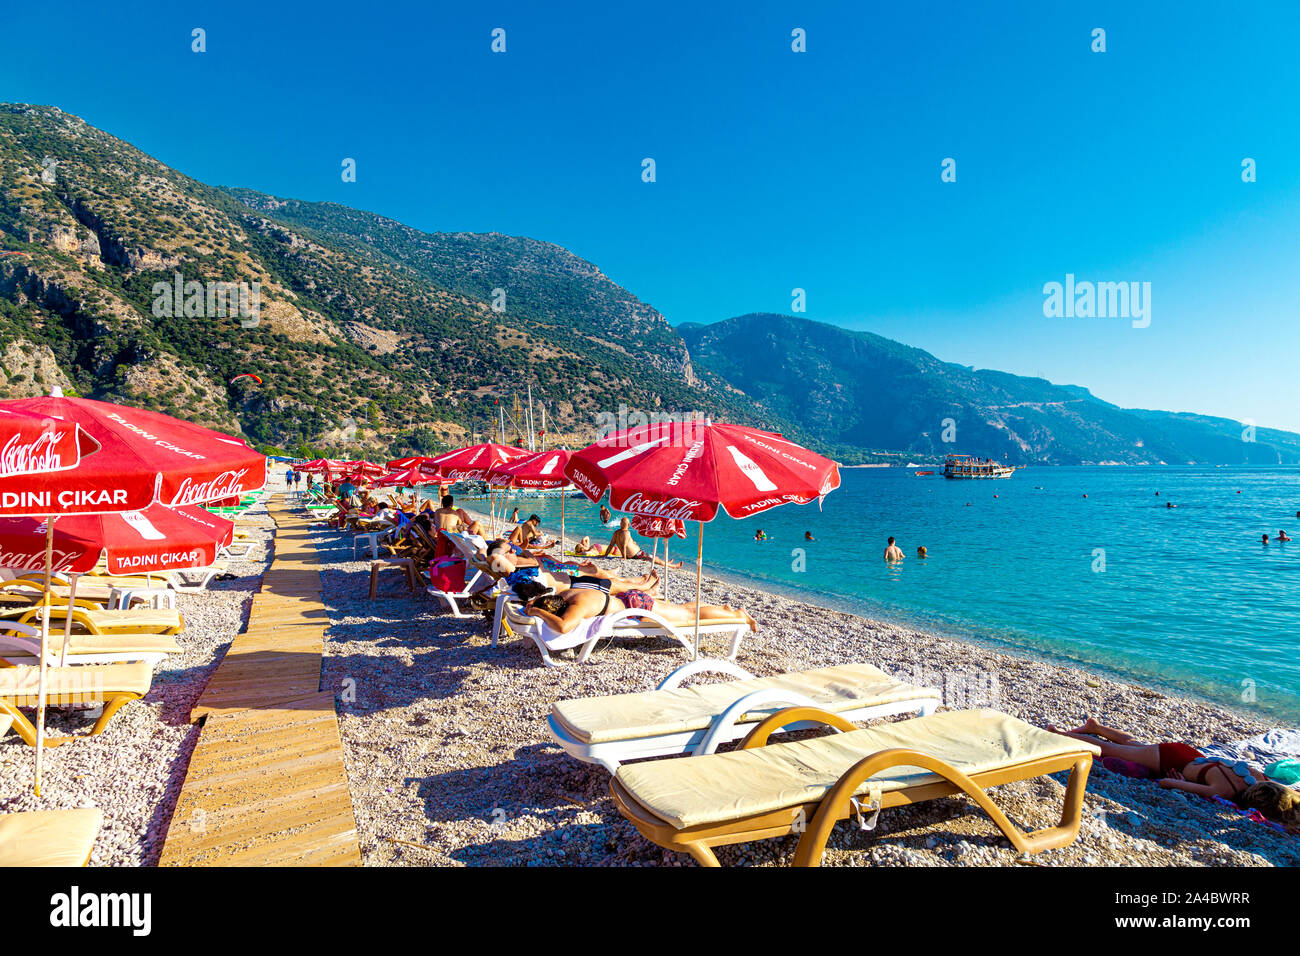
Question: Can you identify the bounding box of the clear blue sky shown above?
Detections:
[3,1,1298,429]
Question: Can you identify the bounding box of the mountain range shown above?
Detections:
[1,104,1295,466]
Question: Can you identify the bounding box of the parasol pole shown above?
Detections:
[34,516,55,795]
[693,520,703,660]
[58,571,79,667]
[663,537,670,599]
[559,490,566,555]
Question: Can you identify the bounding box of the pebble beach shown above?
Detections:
[3,496,1297,867]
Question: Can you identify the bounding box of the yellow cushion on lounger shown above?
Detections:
[2,632,181,658]
[0,808,102,866]
[551,663,939,745]
[614,709,1100,829]
[0,660,153,705]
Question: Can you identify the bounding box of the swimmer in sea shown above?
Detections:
[1263,534,1270,544]
[884,536,905,562]
[1166,502,1175,509]
[804,531,815,542]
[599,504,612,524]
[754,529,768,542]
[917,546,927,558]
[1279,530,1293,542]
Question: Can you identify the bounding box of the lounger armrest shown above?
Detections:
[738,706,859,749]
[695,688,826,756]
[655,658,756,690]
[792,747,1095,866]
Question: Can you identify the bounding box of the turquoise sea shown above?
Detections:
[479,466,1300,722]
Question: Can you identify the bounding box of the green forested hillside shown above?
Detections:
[2,105,1295,466]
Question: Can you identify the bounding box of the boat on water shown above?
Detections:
[915,470,934,476]
[943,454,1015,479]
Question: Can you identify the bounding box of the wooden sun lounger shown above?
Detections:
[609,707,1099,866]
[0,808,103,866]
[0,660,153,746]
[549,659,941,772]
[1,603,184,635]
[0,620,181,666]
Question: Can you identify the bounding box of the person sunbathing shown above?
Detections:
[509,515,555,551]
[1045,717,1300,827]
[523,586,757,634]
[603,517,683,568]
[571,535,602,556]
[487,548,658,597]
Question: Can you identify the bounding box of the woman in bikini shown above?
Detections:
[523,583,758,636]
[1047,717,1300,828]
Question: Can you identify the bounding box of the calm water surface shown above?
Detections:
[471,466,1300,722]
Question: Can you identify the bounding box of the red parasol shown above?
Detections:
[565,419,839,522]
[0,503,233,576]
[0,393,267,514]
[487,449,573,548]
[430,443,530,534]
[566,420,839,654]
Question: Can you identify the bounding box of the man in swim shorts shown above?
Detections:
[884,536,905,562]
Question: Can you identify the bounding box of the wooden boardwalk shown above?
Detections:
[160,497,361,866]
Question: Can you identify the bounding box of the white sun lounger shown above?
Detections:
[548,659,942,771]
[493,596,749,666]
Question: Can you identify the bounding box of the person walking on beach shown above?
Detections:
[884,537,905,562]
[293,470,302,491]
[284,466,294,490]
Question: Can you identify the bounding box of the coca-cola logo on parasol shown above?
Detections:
[0,546,83,572]
[168,469,250,506]
[619,492,704,521]
[0,429,69,476]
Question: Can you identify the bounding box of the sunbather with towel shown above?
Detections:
[523,585,757,635]
[488,548,657,598]
[603,517,683,568]
[1047,716,1300,828]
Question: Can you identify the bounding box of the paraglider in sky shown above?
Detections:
[229,373,263,386]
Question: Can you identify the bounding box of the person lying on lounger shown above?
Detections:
[522,583,757,634]
[603,517,683,568]
[1046,716,1300,829]
[486,546,659,598]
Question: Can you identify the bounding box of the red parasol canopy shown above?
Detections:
[374,464,445,487]
[0,504,234,575]
[428,443,530,482]
[486,449,571,489]
[0,394,267,516]
[297,458,344,474]
[564,420,840,522]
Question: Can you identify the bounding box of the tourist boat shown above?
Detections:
[943,454,1015,479]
